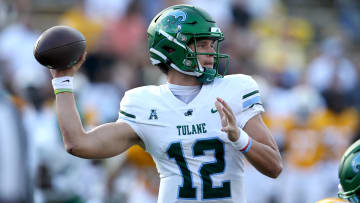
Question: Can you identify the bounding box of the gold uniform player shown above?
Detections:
[49,5,282,203]
[317,198,347,203]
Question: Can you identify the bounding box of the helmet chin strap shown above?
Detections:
[195,60,217,84]
[197,68,217,84]
[168,58,216,83]
[171,59,205,77]
[197,60,205,72]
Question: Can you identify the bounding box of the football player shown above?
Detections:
[317,139,360,203]
[50,4,282,203]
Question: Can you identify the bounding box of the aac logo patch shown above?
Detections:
[149,109,158,120]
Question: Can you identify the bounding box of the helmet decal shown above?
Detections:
[161,10,187,33]
[211,27,222,33]
[352,152,360,173]
[168,10,187,22]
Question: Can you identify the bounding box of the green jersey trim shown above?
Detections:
[242,90,259,99]
[119,110,136,119]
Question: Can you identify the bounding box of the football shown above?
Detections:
[33,25,86,69]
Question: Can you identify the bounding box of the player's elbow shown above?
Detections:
[65,142,87,157]
[65,145,75,155]
[268,161,283,178]
[62,131,83,156]
[64,140,79,156]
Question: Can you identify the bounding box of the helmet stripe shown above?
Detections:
[150,57,161,64]
[159,29,186,49]
[150,48,168,61]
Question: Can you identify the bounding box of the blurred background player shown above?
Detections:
[317,139,360,203]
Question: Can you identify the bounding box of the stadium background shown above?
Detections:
[1,0,360,202]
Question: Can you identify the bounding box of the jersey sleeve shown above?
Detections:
[237,104,264,128]
[117,87,169,155]
[228,75,265,128]
[117,91,148,145]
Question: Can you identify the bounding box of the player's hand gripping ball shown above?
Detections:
[33,26,86,70]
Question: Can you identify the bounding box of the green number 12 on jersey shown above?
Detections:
[166,138,231,200]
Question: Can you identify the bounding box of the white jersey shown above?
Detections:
[118,74,264,203]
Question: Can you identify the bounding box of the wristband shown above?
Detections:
[230,128,252,154]
[52,76,74,95]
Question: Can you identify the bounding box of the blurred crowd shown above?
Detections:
[1,0,360,203]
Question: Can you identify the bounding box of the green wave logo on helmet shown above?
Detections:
[147,4,229,83]
[168,10,187,22]
[352,152,360,173]
[158,10,187,33]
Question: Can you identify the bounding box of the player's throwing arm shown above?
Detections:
[33,26,143,159]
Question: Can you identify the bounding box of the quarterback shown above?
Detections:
[50,5,282,203]
[317,140,360,203]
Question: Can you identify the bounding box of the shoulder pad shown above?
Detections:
[118,86,161,122]
[217,74,262,112]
